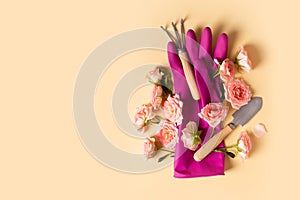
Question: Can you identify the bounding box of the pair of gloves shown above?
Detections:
[167,27,228,178]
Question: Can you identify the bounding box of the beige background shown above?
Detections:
[1,0,299,199]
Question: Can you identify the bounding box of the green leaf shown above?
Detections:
[225,151,236,159]
[214,148,222,152]
[161,85,173,96]
[158,154,170,162]
[212,66,220,78]
[212,72,219,78]
[197,130,203,136]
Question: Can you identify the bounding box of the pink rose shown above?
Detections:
[237,132,252,160]
[162,94,183,125]
[198,103,228,128]
[236,46,252,72]
[224,78,252,109]
[159,120,179,149]
[134,104,154,133]
[150,85,163,109]
[220,58,235,82]
[143,137,156,159]
[146,67,163,83]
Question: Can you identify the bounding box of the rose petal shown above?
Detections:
[253,123,267,138]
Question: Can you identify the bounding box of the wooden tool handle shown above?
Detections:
[194,125,233,162]
[179,51,201,100]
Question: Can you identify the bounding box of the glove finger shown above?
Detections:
[167,42,184,75]
[212,33,228,102]
[199,27,212,59]
[185,29,199,64]
[213,33,228,62]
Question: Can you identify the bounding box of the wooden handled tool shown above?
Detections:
[179,51,200,100]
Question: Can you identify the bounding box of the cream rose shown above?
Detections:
[133,104,154,133]
[220,58,235,82]
[150,85,163,110]
[143,137,156,159]
[162,94,183,125]
[181,121,201,151]
[159,120,179,149]
[236,46,252,72]
[146,67,163,83]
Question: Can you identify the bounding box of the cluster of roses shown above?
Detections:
[213,46,253,159]
[217,46,252,109]
[182,46,256,160]
[133,67,183,159]
[134,47,266,161]
[182,119,253,160]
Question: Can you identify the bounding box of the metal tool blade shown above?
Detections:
[232,97,263,127]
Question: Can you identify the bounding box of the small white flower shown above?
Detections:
[181,121,201,151]
[236,46,252,72]
[146,67,163,83]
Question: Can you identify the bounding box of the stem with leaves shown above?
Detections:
[214,141,245,159]
[212,59,221,78]
[158,149,175,162]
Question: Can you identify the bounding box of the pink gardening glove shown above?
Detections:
[185,27,228,143]
[166,23,228,178]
